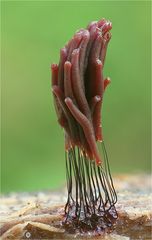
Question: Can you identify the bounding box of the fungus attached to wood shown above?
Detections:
[51,18,118,233]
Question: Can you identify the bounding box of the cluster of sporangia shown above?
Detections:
[51,19,117,233]
[51,19,112,166]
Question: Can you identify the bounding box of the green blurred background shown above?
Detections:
[1,1,151,193]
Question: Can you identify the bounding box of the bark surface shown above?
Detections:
[0,175,151,240]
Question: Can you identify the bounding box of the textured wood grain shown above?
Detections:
[0,175,151,239]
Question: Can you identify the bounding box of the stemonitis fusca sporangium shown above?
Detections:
[51,19,118,233]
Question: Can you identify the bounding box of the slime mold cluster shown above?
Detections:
[51,19,118,233]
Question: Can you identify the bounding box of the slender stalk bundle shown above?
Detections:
[64,143,117,232]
